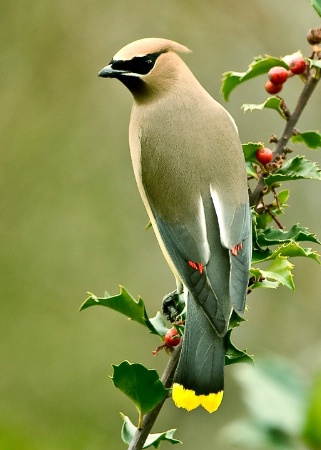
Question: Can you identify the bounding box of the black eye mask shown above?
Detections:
[110,52,162,75]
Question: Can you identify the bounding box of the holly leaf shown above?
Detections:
[80,286,165,336]
[225,330,254,366]
[252,241,320,264]
[112,362,168,418]
[80,286,146,324]
[148,312,168,337]
[229,310,247,329]
[121,414,181,448]
[246,161,259,179]
[242,142,264,162]
[309,59,321,69]
[262,255,295,290]
[291,131,321,149]
[265,156,321,185]
[221,55,288,101]
[252,278,281,290]
[309,0,321,17]
[256,224,320,247]
[278,189,290,206]
[250,255,295,290]
[242,97,288,119]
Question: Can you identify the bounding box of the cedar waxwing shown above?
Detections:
[98,38,251,413]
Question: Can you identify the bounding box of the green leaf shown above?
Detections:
[242,142,264,162]
[229,310,247,329]
[252,241,320,264]
[242,97,288,119]
[291,131,321,149]
[256,224,320,247]
[278,189,290,206]
[112,362,168,417]
[80,286,166,336]
[265,156,321,185]
[252,278,281,290]
[121,414,181,448]
[246,161,259,179]
[309,59,321,69]
[224,329,254,366]
[250,255,295,290]
[264,255,295,290]
[221,55,288,101]
[80,286,146,325]
[303,371,321,448]
[249,267,281,289]
[309,0,321,17]
[147,312,168,337]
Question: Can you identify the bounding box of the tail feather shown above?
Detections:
[173,293,226,412]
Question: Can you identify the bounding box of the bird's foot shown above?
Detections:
[162,290,185,323]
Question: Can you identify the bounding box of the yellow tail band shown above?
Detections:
[172,383,224,413]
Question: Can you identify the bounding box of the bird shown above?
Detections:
[98,38,251,413]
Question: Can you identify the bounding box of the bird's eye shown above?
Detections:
[110,53,162,76]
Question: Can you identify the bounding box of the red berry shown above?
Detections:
[164,328,181,347]
[268,66,288,85]
[289,57,306,75]
[256,147,273,165]
[265,80,283,94]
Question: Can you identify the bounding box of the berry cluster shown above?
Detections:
[265,57,306,94]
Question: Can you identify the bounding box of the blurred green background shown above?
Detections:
[1,1,321,449]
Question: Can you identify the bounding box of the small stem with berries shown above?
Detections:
[250,67,320,208]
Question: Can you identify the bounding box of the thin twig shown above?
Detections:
[250,69,320,207]
[128,344,182,450]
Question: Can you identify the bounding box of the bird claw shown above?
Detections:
[162,290,185,322]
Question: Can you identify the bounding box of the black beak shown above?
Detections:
[98,64,117,78]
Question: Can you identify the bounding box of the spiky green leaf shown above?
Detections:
[265,156,321,185]
[121,414,181,448]
[148,312,168,337]
[242,97,288,119]
[80,286,146,324]
[309,0,321,17]
[225,330,254,366]
[250,255,295,290]
[229,310,247,329]
[309,59,321,69]
[256,224,320,247]
[252,241,320,264]
[112,362,168,417]
[80,286,166,336]
[242,142,264,162]
[221,55,288,100]
[291,131,321,149]
[246,161,259,179]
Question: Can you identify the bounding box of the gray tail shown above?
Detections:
[174,293,225,396]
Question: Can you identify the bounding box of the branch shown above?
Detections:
[249,68,320,207]
[128,344,182,450]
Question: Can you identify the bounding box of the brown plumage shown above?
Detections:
[99,38,251,412]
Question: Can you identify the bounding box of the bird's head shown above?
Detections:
[98,38,192,101]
